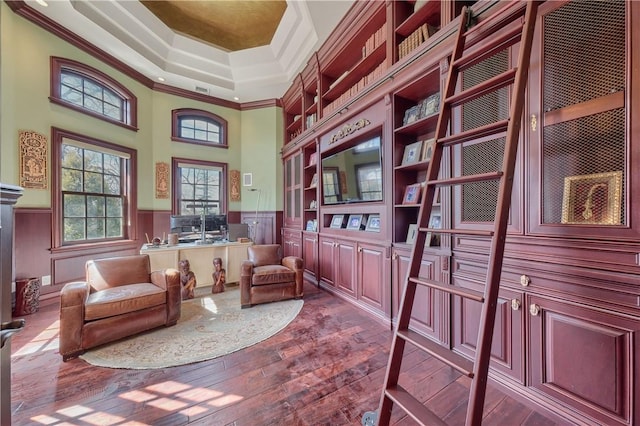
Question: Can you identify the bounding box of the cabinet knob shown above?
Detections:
[529,304,540,316]
[520,275,531,287]
[392,253,398,260]
[511,299,521,311]
[358,246,362,253]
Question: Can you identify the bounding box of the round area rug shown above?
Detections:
[79,287,303,369]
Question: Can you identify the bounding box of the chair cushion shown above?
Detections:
[251,265,295,286]
[248,244,282,267]
[85,283,166,321]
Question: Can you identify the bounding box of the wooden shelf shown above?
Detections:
[395,112,439,135]
[396,1,441,37]
[395,159,431,172]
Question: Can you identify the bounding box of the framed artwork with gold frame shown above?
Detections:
[561,171,622,225]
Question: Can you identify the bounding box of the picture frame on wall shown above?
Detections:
[402,183,422,205]
[330,214,346,229]
[401,141,423,166]
[346,214,365,230]
[561,171,622,225]
[365,214,381,232]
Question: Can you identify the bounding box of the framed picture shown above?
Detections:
[243,173,253,187]
[306,220,317,232]
[330,214,346,229]
[421,138,436,162]
[561,171,623,225]
[402,183,422,205]
[346,214,365,230]
[308,152,317,167]
[401,141,423,166]
[403,105,420,125]
[427,213,441,246]
[365,214,381,232]
[405,224,418,244]
[309,173,318,188]
[421,92,440,118]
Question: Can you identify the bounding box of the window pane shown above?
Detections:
[61,87,82,106]
[61,145,83,169]
[84,171,103,193]
[83,79,102,98]
[84,150,102,172]
[83,96,102,114]
[194,185,207,199]
[194,130,207,141]
[106,197,122,217]
[103,89,120,106]
[64,194,85,217]
[106,218,122,238]
[181,128,195,139]
[103,103,121,120]
[104,175,121,195]
[194,120,207,130]
[103,154,121,175]
[87,195,105,217]
[181,183,194,199]
[61,73,82,89]
[62,169,83,192]
[87,217,105,239]
[64,218,86,241]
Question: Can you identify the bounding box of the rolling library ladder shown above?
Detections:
[369,2,541,425]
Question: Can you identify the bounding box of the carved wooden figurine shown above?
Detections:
[179,259,196,300]
[212,257,226,294]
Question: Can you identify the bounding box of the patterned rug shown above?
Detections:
[79,287,303,369]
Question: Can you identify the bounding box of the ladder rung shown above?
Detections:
[429,171,503,187]
[463,3,527,49]
[408,277,485,303]
[385,385,448,426]
[397,329,475,377]
[456,25,523,71]
[439,119,509,147]
[418,227,494,238]
[446,68,517,108]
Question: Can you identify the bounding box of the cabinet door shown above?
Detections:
[318,237,336,287]
[451,284,524,383]
[283,153,302,228]
[358,241,389,314]
[335,240,356,297]
[282,228,301,258]
[392,248,443,343]
[302,232,318,278]
[527,295,639,426]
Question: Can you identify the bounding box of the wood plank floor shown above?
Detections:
[10,282,571,425]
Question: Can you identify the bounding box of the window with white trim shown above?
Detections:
[173,158,227,215]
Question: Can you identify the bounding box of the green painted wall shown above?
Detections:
[0,2,283,212]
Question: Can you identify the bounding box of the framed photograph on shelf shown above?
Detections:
[428,213,441,246]
[402,183,422,205]
[330,214,346,229]
[405,224,418,244]
[401,141,423,166]
[365,214,381,232]
[421,138,436,162]
[309,173,318,188]
[421,92,440,118]
[346,214,365,230]
[561,171,622,225]
[305,219,318,232]
[308,152,317,167]
[403,105,420,125]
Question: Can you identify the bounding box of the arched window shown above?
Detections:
[50,57,137,130]
[172,109,228,148]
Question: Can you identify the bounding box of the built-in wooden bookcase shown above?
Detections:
[302,143,319,233]
[392,65,443,246]
[283,78,303,144]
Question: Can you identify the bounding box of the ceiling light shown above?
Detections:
[157,77,165,82]
[233,97,239,101]
[34,0,48,6]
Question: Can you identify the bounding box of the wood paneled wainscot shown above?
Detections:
[140,241,252,287]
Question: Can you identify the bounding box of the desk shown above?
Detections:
[140,241,252,287]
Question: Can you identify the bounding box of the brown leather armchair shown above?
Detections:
[240,244,303,308]
[59,254,181,361]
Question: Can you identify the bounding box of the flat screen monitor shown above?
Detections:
[170,214,227,235]
[321,135,383,205]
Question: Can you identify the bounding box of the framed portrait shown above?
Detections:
[306,220,317,232]
[309,173,318,188]
[561,171,623,225]
[421,92,441,118]
[402,183,422,205]
[346,214,365,230]
[365,214,381,232]
[330,214,346,229]
[421,138,436,162]
[401,141,423,166]
[403,105,420,125]
[405,224,418,244]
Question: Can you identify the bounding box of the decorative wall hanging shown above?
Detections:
[230,169,241,201]
[19,130,47,189]
[155,162,170,199]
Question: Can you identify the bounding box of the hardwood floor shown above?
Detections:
[11,282,569,425]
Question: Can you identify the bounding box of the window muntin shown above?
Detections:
[50,57,137,130]
[172,109,228,147]
[357,163,382,200]
[173,159,227,215]
[53,128,136,247]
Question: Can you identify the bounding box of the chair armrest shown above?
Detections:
[59,281,89,360]
[282,256,303,272]
[151,269,181,325]
[240,260,254,307]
